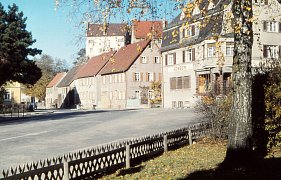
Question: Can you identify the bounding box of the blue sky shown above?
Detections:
[1,0,85,67]
[1,0,182,67]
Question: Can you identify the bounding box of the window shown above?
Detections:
[207,46,216,57]
[183,48,195,62]
[182,24,198,38]
[170,76,191,90]
[178,101,183,108]
[148,90,154,99]
[147,72,154,82]
[264,21,278,32]
[141,56,147,63]
[166,53,176,65]
[226,43,234,56]
[254,0,267,5]
[135,91,140,99]
[263,45,279,58]
[134,72,141,81]
[192,5,200,15]
[172,101,177,108]
[154,56,160,64]
[3,91,11,101]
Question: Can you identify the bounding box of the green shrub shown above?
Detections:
[196,93,232,139]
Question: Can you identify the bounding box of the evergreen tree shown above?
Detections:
[0,3,42,86]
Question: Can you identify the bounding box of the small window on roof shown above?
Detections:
[208,1,214,10]
[192,4,200,15]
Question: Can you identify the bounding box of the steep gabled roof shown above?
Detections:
[76,51,116,79]
[87,23,129,37]
[99,39,151,75]
[46,72,66,88]
[132,20,163,39]
[57,65,84,87]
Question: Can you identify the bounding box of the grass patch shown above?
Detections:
[101,138,281,180]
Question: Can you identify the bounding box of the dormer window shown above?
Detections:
[192,4,200,16]
[208,0,214,10]
[180,11,186,20]
[182,23,200,38]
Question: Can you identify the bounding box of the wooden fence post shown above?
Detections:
[126,144,130,169]
[63,160,69,180]
[163,135,168,152]
[188,130,192,145]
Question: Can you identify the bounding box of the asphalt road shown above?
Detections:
[0,108,205,170]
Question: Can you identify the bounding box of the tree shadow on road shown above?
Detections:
[181,156,281,180]
[0,109,139,126]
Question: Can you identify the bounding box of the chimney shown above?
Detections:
[162,19,167,29]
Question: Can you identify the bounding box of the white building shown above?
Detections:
[86,23,130,58]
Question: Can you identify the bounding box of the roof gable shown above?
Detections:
[57,65,83,87]
[46,72,66,88]
[99,39,151,75]
[76,51,116,79]
[132,20,163,39]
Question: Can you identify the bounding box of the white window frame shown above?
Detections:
[154,56,160,64]
[141,56,147,63]
[168,54,174,65]
[226,44,234,56]
[135,72,141,81]
[185,49,193,62]
[135,90,140,99]
[148,90,154,99]
[207,47,216,57]
[266,45,279,59]
[267,21,278,32]
[148,72,154,82]
[3,90,11,101]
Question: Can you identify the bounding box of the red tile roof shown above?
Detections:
[47,72,66,88]
[132,20,163,39]
[87,23,129,37]
[76,51,116,79]
[99,39,151,75]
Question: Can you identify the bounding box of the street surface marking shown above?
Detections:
[0,131,51,142]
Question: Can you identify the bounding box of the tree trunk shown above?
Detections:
[224,0,254,165]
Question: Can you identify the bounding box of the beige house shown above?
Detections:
[45,72,66,108]
[99,39,162,109]
[1,82,23,105]
[73,51,116,109]
[161,0,281,108]
[86,23,130,58]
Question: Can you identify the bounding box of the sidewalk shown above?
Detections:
[0,109,54,122]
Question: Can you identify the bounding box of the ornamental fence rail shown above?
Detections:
[0,122,211,180]
[0,104,39,119]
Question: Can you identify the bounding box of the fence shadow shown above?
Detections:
[182,156,281,180]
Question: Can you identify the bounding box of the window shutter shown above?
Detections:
[182,28,186,38]
[192,48,196,61]
[263,21,267,32]
[279,46,281,58]
[146,73,149,82]
[279,22,281,32]
[133,73,136,81]
[173,53,176,64]
[141,72,143,81]
[153,73,156,81]
[170,77,176,89]
[159,73,162,81]
[191,25,195,36]
[263,45,268,58]
[165,54,168,65]
[183,50,186,63]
